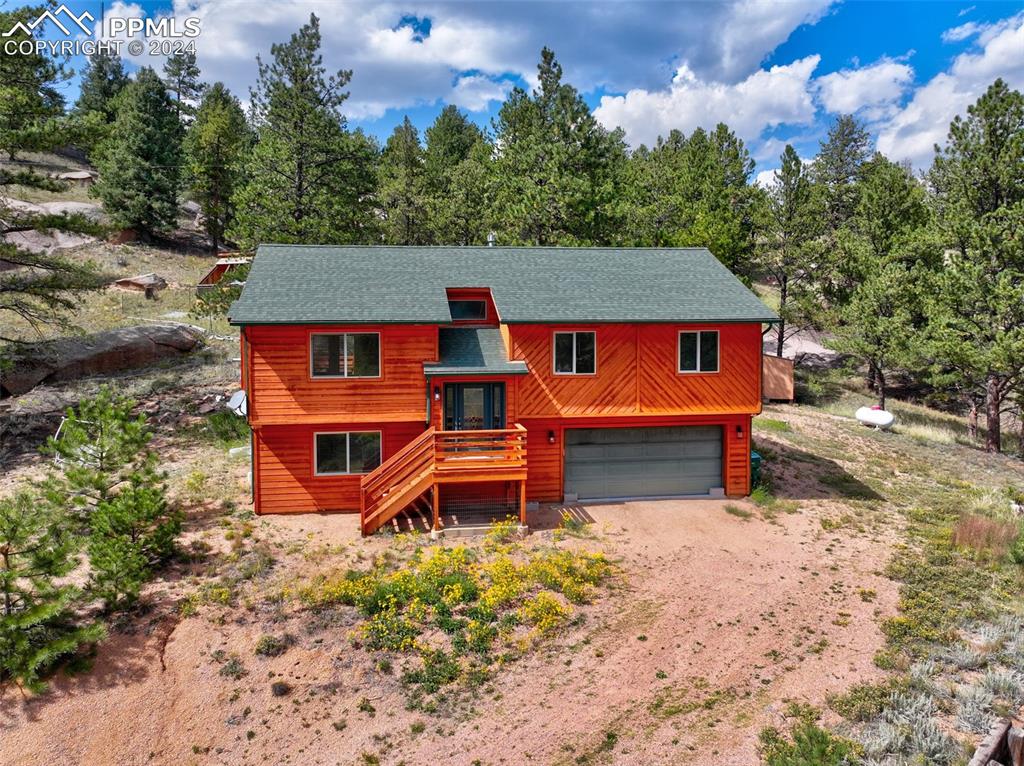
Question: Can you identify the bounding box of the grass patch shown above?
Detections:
[195,409,251,448]
[724,504,753,521]
[754,417,792,433]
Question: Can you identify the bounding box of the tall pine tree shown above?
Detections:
[378,117,429,244]
[230,14,379,248]
[0,4,70,159]
[163,52,204,127]
[756,145,822,357]
[92,68,181,236]
[74,49,129,122]
[183,83,250,252]
[926,79,1024,452]
[490,48,626,245]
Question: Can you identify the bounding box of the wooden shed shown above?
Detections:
[762,354,795,402]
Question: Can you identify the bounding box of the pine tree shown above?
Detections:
[422,106,490,243]
[423,105,484,190]
[163,52,204,126]
[230,14,379,248]
[378,117,429,244]
[829,154,934,407]
[0,491,105,693]
[183,83,250,252]
[617,125,755,269]
[87,485,182,610]
[490,48,626,245]
[756,145,822,357]
[92,67,181,236]
[74,48,129,122]
[1,26,108,346]
[813,114,871,232]
[428,140,494,245]
[0,4,71,159]
[926,79,1024,452]
[41,386,163,525]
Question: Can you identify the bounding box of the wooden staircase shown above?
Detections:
[359,425,528,536]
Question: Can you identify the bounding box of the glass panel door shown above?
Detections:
[444,383,506,430]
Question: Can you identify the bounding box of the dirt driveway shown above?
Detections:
[0,495,896,766]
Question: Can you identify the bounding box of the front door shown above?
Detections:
[444,383,506,430]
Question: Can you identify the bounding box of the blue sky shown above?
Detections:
[13,0,1024,179]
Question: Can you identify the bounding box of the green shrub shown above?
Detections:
[829,678,908,721]
[254,634,290,657]
[1010,528,1024,565]
[758,721,859,766]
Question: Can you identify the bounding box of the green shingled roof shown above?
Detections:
[424,328,529,376]
[228,245,778,325]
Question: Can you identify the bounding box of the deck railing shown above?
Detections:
[359,424,527,535]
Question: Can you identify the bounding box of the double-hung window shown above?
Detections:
[314,432,381,475]
[553,331,596,375]
[310,333,380,378]
[678,330,719,373]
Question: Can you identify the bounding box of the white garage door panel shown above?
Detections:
[564,426,723,499]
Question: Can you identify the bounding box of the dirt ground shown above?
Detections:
[0,489,897,766]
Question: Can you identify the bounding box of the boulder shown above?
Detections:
[1,324,203,397]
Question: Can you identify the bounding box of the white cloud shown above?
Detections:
[449,75,514,112]
[876,12,1024,167]
[755,168,779,188]
[942,21,984,42]
[133,0,837,122]
[594,55,821,149]
[815,58,914,118]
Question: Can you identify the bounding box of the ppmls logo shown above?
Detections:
[2,3,200,57]
[3,4,93,38]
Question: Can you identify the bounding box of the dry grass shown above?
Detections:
[892,422,958,445]
[952,514,1020,561]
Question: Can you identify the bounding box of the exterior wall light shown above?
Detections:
[433,386,441,401]
[548,430,556,444]
[736,424,744,439]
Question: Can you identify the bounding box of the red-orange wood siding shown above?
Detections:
[246,325,437,426]
[255,421,425,513]
[507,323,762,418]
[245,320,763,513]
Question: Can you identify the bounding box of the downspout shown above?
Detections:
[758,323,772,416]
[425,374,432,427]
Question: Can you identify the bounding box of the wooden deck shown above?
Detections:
[359,425,528,535]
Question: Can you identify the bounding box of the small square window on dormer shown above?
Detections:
[448,300,487,321]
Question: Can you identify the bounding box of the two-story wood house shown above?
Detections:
[229,245,778,534]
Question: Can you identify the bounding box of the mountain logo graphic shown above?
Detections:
[3,4,94,37]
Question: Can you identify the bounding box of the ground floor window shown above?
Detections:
[314,431,381,475]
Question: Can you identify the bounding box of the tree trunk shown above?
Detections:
[775,276,787,358]
[985,374,1002,453]
[875,365,886,410]
[967,400,978,441]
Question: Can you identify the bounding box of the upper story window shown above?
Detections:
[448,300,487,321]
[679,330,719,373]
[314,431,381,475]
[553,331,596,375]
[310,332,380,378]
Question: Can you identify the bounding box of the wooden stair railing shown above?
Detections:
[360,427,436,536]
[359,424,529,536]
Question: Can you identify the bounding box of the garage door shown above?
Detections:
[564,426,723,500]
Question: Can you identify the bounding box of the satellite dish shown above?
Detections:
[226,390,247,417]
